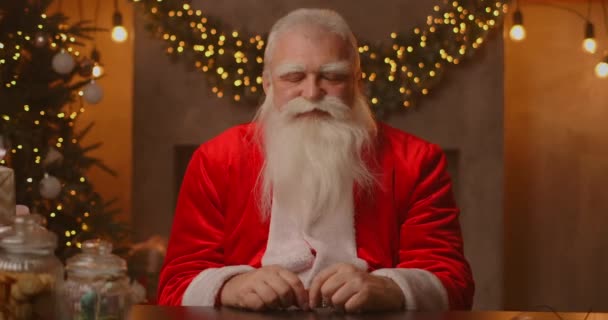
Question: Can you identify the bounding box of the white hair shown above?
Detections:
[263,8,360,74]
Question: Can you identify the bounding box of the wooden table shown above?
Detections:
[127,306,606,320]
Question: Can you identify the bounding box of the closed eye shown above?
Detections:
[280,72,305,82]
[322,72,349,82]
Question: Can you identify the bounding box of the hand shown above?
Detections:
[220,265,309,311]
[308,263,404,313]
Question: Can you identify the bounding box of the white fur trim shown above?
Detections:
[262,191,366,288]
[371,268,449,311]
[181,265,254,306]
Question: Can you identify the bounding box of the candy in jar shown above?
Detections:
[62,239,136,320]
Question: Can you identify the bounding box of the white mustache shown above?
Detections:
[281,97,351,121]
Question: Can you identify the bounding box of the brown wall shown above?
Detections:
[133,0,504,309]
[504,1,608,311]
[59,0,134,222]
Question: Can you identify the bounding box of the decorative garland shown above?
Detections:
[132,0,506,118]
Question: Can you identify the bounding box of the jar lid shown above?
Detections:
[0,214,57,254]
[66,239,127,278]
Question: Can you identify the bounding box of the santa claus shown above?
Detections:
[158,8,474,313]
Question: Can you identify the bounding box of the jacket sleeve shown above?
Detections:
[157,146,253,306]
[373,143,474,310]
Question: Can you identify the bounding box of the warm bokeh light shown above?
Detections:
[595,59,608,79]
[583,38,597,54]
[92,63,103,78]
[509,25,526,41]
[111,25,128,43]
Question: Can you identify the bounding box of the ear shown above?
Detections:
[262,70,271,95]
[355,70,365,91]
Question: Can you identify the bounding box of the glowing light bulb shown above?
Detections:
[509,10,525,42]
[595,57,608,79]
[92,63,103,78]
[112,25,128,42]
[583,38,597,54]
[509,25,525,41]
[111,11,128,43]
[582,22,596,54]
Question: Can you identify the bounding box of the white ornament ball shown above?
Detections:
[52,50,75,74]
[82,81,103,104]
[39,174,62,199]
[42,147,64,167]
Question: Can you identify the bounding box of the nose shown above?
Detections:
[301,76,324,101]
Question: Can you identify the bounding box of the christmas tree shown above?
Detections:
[0,1,128,259]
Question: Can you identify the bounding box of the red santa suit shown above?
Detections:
[157,122,474,310]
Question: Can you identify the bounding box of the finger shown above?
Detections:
[277,269,309,310]
[252,281,281,309]
[329,279,360,311]
[309,265,340,308]
[344,290,366,313]
[242,292,266,311]
[263,276,295,309]
[321,269,362,309]
[321,269,358,298]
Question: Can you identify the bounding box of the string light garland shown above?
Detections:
[131,0,507,118]
[508,0,608,79]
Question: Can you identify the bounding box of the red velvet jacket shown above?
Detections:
[158,122,474,309]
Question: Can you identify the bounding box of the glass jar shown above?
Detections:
[62,239,134,320]
[0,214,63,320]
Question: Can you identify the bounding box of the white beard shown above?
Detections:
[255,90,377,227]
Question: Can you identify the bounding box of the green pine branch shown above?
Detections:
[0,1,129,260]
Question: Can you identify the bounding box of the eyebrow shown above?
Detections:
[274,61,353,77]
[275,63,305,77]
[319,61,352,75]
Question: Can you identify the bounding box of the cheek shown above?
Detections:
[273,87,300,108]
[326,84,354,102]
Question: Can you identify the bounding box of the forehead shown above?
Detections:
[270,26,353,71]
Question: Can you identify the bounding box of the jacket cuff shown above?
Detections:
[371,268,449,311]
[182,265,255,306]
